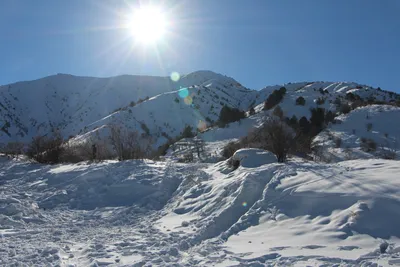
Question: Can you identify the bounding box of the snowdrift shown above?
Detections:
[1,151,400,266]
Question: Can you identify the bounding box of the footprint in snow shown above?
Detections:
[270,246,290,251]
[301,245,326,249]
[338,246,360,251]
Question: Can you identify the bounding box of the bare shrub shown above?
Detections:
[26,132,64,164]
[60,138,113,163]
[222,141,243,159]
[257,118,294,162]
[109,124,152,161]
[1,142,24,158]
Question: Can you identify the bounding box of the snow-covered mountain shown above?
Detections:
[1,71,400,266]
[1,71,399,150]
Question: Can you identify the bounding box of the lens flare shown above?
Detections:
[197,120,207,131]
[170,72,180,82]
[242,202,247,207]
[178,88,189,98]
[184,96,193,105]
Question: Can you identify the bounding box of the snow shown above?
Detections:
[1,151,400,266]
[2,71,398,155]
[1,71,400,266]
[232,148,277,167]
[314,105,400,161]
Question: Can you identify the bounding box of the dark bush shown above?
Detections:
[295,96,306,106]
[334,137,342,148]
[298,116,311,134]
[227,157,240,170]
[340,103,352,114]
[181,125,195,138]
[26,133,64,164]
[310,107,326,132]
[263,88,286,110]
[222,141,242,159]
[260,118,294,162]
[360,137,377,152]
[325,110,336,124]
[218,106,246,125]
[288,115,298,128]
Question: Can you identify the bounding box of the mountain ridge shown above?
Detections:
[1,71,399,149]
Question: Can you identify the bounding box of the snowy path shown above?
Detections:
[1,155,400,266]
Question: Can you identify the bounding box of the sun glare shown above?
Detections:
[127,6,167,44]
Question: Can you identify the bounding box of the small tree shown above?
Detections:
[260,118,294,162]
[310,107,326,133]
[181,125,195,138]
[295,96,306,106]
[298,116,311,134]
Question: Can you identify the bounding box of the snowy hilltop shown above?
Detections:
[1,71,400,266]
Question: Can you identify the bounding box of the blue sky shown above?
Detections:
[1,0,399,91]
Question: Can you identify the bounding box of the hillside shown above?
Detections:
[1,71,399,153]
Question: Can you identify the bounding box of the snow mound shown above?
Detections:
[232,148,277,168]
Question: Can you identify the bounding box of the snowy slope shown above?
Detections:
[1,71,399,151]
[313,105,400,161]
[0,71,252,144]
[1,153,400,266]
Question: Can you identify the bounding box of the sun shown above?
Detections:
[127,5,167,44]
